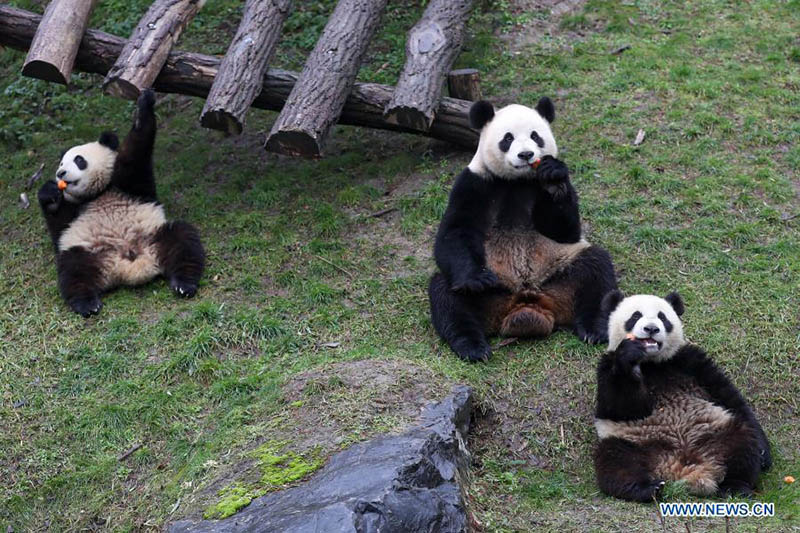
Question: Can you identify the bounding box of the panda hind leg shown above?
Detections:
[570,246,618,344]
[429,273,492,362]
[716,425,765,496]
[154,221,205,298]
[595,437,665,502]
[57,247,104,317]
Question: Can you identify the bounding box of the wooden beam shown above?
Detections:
[447,68,481,101]
[0,5,478,151]
[383,0,474,131]
[103,0,205,100]
[200,0,291,135]
[21,0,98,84]
[264,0,389,158]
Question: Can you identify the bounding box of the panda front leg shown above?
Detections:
[57,247,105,317]
[154,221,205,298]
[569,246,618,344]
[429,272,492,362]
[113,88,157,199]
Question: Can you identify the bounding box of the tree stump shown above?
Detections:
[264,0,389,158]
[103,0,205,100]
[21,0,98,84]
[383,0,474,131]
[200,0,291,135]
[447,68,481,101]
[0,5,479,151]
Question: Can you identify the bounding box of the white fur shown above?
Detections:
[57,141,116,202]
[607,294,685,361]
[58,191,166,289]
[468,104,558,179]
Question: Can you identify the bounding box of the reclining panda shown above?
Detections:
[594,291,771,501]
[38,89,205,317]
[429,97,617,361]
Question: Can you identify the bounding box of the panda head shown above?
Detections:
[56,132,119,202]
[602,290,686,361]
[467,97,558,179]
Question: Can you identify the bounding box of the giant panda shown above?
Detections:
[428,98,618,361]
[37,89,205,317]
[594,291,771,501]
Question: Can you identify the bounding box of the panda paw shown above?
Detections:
[615,339,646,379]
[633,480,666,502]
[536,155,569,181]
[576,324,608,345]
[452,337,492,363]
[170,278,198,298]
[451,269,499,294]
[38,180,63,212]
[134,89,156,129]
[69,295,103,317]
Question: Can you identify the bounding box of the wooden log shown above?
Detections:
[0,5,478,150]
[103,0,205,100]
[383,0,474,131]
[21,0,98,84]
[447,68,481,101]
[200,0,291,135]
[264,0,389,158]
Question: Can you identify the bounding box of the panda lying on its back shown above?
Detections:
[594,291,771,501]
[38,89,205,317]
[429,98,617,361]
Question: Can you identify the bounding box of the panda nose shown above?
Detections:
[518,151,534,161]
[643,325,660,335]
[57,170,66,178]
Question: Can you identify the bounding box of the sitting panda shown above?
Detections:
[594,291,771,501]
[428,98,617,361]
[37,89,205,317]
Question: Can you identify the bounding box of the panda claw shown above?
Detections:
[170,278,197,298]
[69,295,103,318]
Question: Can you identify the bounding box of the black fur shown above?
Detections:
[498,133,514,153]
[624,311,642,332]
[535,96,555,123]
[594,341,771,501]
[37,180,84,251]
[469,100,495,130]
[657,311,673,333]
[154,221,206,298]
[112,88,158,202]
[600,289,624,318]
[530,130,545,148]
[664,291,684,316]
[429,162,617,361]
[57,247,104,317]
[98,131,119,150]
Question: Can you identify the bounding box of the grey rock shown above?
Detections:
[169,386,473,533]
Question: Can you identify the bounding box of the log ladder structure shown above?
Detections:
[1,0,482,157]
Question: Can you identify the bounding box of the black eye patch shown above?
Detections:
[499,132,514,153]
[624,311,642,331]
[530,131,544,148]
[74,155,87,170]
[658,311,673,333]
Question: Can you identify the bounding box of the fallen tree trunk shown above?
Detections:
[264,0,389,158]
[200,0,291,135]
[22,0,98,84]
[383,0,474,131]
[0,5,478,150]
[103,0,205,100]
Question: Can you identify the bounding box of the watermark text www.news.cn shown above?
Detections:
[659,502,775,518]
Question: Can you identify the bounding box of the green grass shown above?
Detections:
[1,0,799,531]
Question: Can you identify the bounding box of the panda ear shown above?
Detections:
[600,289,624,318]
[469,100,495,130]
[664,291,685,317]
[98,131,119,150]
[535,96,555,123]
